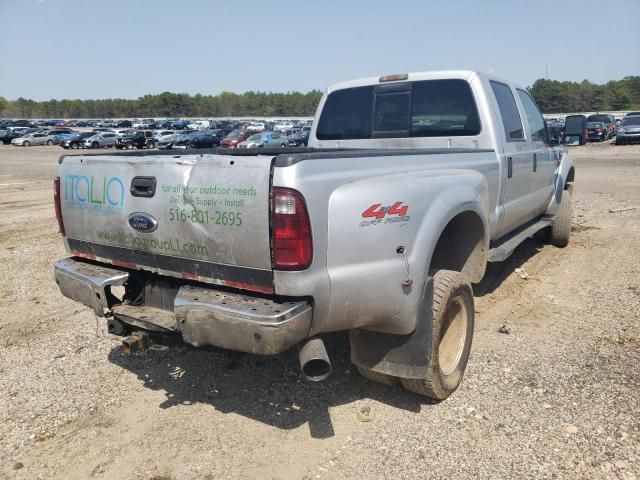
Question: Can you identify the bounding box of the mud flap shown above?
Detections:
[349,276,433,379]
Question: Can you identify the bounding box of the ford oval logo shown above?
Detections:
[128,212,158,233]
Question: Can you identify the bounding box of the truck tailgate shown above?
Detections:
[59,152,274,292]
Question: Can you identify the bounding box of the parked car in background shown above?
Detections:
[287,129,310,146]
[117,120,132,128]
[187,120,209,130]
[0,129,25,144]
[219,130,249,148]
[50,128,76,139]
[11,132,50,146]
[208,128,232,140]
[9,126,34,136]
[586,122,608,142]
[586,114,615,139]
[237,132,287,148]
[113,129,132,137]
[60,132,95,149]
[616,115,640,145]
[189,132,220,149]
[152,130,175,144]
[115,130,154,149]
[168,131,220,149]
[83,132,118,148]
[274,122,294,132]
[245,122,265,132]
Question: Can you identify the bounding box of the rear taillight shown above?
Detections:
[54,177,66,236]
[271,187,312,270]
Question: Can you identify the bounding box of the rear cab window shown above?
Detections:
[316,79,481,140]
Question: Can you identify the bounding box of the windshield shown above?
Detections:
[622,116,640,126]
[247,134,262,141]
[226,130,242,139]
[587,122,604,128]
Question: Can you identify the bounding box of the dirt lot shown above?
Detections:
[0,141,639,479]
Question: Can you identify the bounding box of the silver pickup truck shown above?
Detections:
[53,70,574,400]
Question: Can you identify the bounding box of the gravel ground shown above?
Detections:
[0,141,639,479]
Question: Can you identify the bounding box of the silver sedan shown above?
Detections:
[11,133,50,147]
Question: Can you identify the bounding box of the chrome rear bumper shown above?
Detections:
[174,285,312,354]
[53,257,312,354]
[54,258,129,316]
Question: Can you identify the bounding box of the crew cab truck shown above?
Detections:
[53,71,574,400]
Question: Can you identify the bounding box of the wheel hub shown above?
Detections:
[439,295,467,376]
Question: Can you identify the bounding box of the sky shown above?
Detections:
[0,0,638,101]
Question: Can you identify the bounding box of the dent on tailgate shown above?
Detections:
[59,153,274,291]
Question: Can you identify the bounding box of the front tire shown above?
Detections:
[46,139,53,145]
[23,141,30,147]
[401,270,475,400]
[549,190,572,247]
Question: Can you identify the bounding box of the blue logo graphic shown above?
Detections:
[128,212,158,233]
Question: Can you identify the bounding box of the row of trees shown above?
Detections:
[1,76,639,118]
[0,90,324,119]
[527,76,640,113]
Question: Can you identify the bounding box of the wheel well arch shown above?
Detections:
[429,211,487,283]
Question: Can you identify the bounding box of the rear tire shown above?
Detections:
[401,270,474,400]
[549,190,572,247]
[356,365,399,386]
[71,143,79,149]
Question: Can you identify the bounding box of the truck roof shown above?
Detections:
[325,70,520,93]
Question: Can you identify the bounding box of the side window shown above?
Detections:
[517,89,548,144]
[490,81,524,141]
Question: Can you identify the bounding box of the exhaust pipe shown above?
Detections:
[298,338,331,381]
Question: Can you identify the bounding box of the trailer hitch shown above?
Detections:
[122,332,150,354]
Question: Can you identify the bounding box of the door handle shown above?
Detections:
[533,153,537,172]
[507,157,513,179]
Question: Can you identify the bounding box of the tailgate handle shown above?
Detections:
[130,176,156,197]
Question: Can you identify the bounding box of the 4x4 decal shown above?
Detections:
[360,202,410,227]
